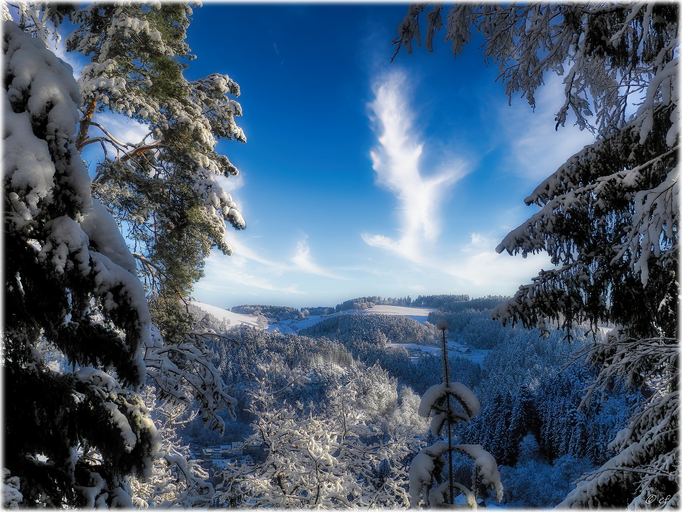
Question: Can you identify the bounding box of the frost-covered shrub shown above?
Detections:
[215,374,418,508]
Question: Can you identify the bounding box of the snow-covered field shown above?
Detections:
[356,305,435,322]
[387,341,490,367]
[192,301,261,329]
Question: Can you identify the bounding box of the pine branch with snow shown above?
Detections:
[393,2,678,506]
[3,19,161,506]
[13,2,249,346]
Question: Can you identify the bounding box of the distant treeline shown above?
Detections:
[230,294,494,321]
[231,305,303,321]
[334,294,470,312]
[301,306,336,316]
[434,295,509,313]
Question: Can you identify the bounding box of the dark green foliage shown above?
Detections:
[149,297,195,346]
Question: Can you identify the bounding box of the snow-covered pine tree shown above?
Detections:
[17,0,241,416]
[393,3,678,507]
[409,321,503,507]
[11,2,247,342]
[3,20,158,506]
[5,3,243,505]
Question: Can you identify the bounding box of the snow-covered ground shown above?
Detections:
[387,341,490,367]
[356,304,435,322]
[192,301,261,329]
[271,314,329,334]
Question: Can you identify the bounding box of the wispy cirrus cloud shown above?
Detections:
[443,232,552,291]
[292,236,346,279]
[229,234,343,280]
[198,249,304,296]
[228,237,284,269]
[199,266,304,295]
[498,73,595,182]
[362,70,468,262]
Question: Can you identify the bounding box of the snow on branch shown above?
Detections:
[393,4,678,140]
[418,382,481,421]
[144,326,237,435]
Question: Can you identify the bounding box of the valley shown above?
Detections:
[179,294,639,508]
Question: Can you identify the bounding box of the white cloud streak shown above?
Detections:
[229,234,343,279]
[228,237,284,269]
[363,70,468,261]
[198,251,305,296]
[499,73,595,182]
[443,233,552,291]
[291,236,345,279]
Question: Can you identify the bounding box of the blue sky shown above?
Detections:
[53,3,595,309]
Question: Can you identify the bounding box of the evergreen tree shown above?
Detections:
[409,321,503,507]
[393,3,678,506]
[490,393,513,466]
[12,2,247,342]
[4,3,245,505]
[3,21,158,506]
[506,386,534,467]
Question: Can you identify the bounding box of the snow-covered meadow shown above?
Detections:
[191,301,261,329]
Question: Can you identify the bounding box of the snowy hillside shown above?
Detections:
[357,305,434,322]
[192,302,436,334]
[191,301,261,329]
[280,305,436,334]
[191,301,493,367]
